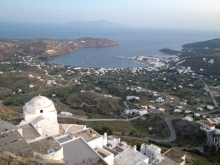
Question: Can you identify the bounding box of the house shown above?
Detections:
[158,108,165,112]
[60,111,73,117]
[194,113,200,117]
[196,107,203,111]
[126,96,140,101]
[182,116,193,121]
[114,146,149,165]
[173,109,182,113]
[207,117,218,124]
[206,105,214,110]
[138,110,148,116]
[148,105,156,110]
[155,97,164,103]
[200,120,215,131]
[140,144,161,159]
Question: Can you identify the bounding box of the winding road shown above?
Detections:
[58,115,178,143]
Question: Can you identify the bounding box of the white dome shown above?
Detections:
[27,95,53,109]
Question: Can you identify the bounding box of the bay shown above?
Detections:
[1,23,220,68]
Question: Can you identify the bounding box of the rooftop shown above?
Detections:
[62,137,107,165]
[29,136,61,155]
[202,120,214,127]
[0,119,16,133]
[17,123,40,140]
[56,134,73,144]
[114,148,149,165]
[148,144,160,152]
[0,130,33,156]
[65,124,86,134]
[163,149,185,164]
[72,128,101,142]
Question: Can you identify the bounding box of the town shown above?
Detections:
[0,39,220,164]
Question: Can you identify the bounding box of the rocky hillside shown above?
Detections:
[0,38,118,59]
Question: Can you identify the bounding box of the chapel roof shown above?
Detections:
[26,95,53,109]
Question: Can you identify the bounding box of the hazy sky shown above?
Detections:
[1,0,220,30]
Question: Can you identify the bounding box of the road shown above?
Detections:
[112,117,177,143]
[59,114,178,143]
[58,115,140,121]
[201,80,218,107]
[206,130,215,146]
[153,117,177,143]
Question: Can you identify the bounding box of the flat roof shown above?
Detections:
[17,123,40,140]
[164,149,184,164]
[148,144,160,151]
[62,138,107,165]
[56,134,73,144]
[65,124,86,134]
[0,119,16,133]
[72,128,101,142]
[114,148,149,165]
[29,136,61,155]
[0,130,33,156]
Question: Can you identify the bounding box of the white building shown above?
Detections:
[15,95,115,165]
[182,116,193,121]
[60,111,73,116]
[206,105,214,110]
[140,144,161,159]
[207,117,218,124]
[199,120,215,131]
[173,109,182,113]
[21,95,59,137]
[196,107,203,111]
[158,108,165,112]
[126,96,140,101]
[155,97,164,103]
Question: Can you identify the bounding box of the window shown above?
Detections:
[40,110,43,113]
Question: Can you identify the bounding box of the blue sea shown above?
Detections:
[1,22,220,68]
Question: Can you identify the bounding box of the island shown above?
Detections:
[159,48,180,55]
[0,38,118,60]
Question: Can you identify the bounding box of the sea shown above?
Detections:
[1,22,220,68]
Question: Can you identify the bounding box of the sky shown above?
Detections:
[1,0,220,30]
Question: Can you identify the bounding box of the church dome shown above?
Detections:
[27,95,53,109]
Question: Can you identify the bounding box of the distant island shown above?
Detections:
[0,38,118,60]
[67,20,129,28]
[159,48,180,55]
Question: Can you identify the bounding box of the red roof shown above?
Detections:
[202,120,214,127]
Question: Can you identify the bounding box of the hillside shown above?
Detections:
[0,38,118,60]
[182,38,220,49]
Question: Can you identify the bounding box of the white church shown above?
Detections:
[0,95,185,165]
[21,95,60,137]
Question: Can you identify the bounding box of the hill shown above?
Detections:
[182,38,220,49]
[0,38,118,60]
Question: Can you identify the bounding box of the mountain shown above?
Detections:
[67,20,129,28]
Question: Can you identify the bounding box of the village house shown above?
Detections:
[199,120,215,131]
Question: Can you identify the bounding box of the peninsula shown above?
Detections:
[0,38,118,60]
